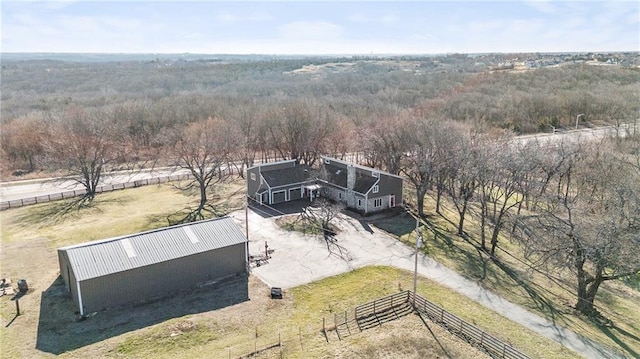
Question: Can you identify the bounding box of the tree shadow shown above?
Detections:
[12,198,85,226]
[490,258,565,325]
[599,325,640,358]
[35,275,249,355]
[414,311,453,358]
[246,199,308,219]
[370,213,416,237]
[13,195,131,227]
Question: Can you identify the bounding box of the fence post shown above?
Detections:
[299,326,303,350]
[502,343,507,358]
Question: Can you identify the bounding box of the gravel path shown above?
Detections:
[229,208,624,359]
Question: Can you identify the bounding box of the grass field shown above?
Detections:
[378,189,640,358]
[0,179,637,358]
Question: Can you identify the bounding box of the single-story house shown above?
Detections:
[246,156,403,214]
[57,217,247,315]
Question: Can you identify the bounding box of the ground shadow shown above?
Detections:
[415,311,452,359]
[358,220,374,234]
[248,199,309,218]
[599,323,640,358]
[370,212,417,237]
[493,259,557,311]
[35,275,249,355]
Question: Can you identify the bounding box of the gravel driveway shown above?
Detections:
[228,206,623,359]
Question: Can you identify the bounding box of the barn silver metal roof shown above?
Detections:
[58,217,246,281]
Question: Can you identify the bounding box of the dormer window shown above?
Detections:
[372,185,379,193]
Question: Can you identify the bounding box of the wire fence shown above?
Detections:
[223,324,321,359]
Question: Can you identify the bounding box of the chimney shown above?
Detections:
[347,165,356,190]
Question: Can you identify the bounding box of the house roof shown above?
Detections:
[321,156,403,179]
[58,217,246,282]
[261,164,312,188]
[323,163,379,194]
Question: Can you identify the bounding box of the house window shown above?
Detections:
[338,192,342,199]
[250,173,256,181]
[374,198,383,208]
[372,185,379,193]
[358,199,362,207]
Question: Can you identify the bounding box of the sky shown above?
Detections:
[1,1,639,55]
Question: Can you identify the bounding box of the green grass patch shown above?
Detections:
[275,215,324,235]
[108,266,578,359]
[116,319,218,357]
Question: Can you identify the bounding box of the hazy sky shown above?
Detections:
[2,1,639,54]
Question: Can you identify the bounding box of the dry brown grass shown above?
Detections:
[388,189,640,358]
[0,179,619,359]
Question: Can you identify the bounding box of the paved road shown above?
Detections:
[1,124,635,203]
[513,121,638,147]
[0,168,185,202]
[228,208,624,359]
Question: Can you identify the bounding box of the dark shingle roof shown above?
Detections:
[322,163,379,194]
[261,165,312,188]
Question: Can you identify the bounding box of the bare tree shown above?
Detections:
[266,101,329,166]
[42,107,119,205]
[224,99,260,177]
[1,112,46,173]
[401,116,434,217]
[443,130,479,236]
[512,139,640,316]
[476,133,528,254]
[170,117,235,224]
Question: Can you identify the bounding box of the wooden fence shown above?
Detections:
[0,173,192,210]
[325,291,529,359]
[409,291,530,359]
[326,290,413,341]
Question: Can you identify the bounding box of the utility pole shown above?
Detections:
[245,194,250,273]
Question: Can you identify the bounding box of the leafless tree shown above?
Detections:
[401,116,435,218]
[443,129,479,236]
[512,139,640,316]
[1,112,46,173]
[42,107,120,205]
[476,134,528,254]
[220,98,261,177]
[266,101,329,166]
[170,117,235,224]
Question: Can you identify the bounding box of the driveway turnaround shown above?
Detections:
[229,208,623,359]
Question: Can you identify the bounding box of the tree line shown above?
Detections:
[1,55,639,315]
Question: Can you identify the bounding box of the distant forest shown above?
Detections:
[1,53,639,177]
